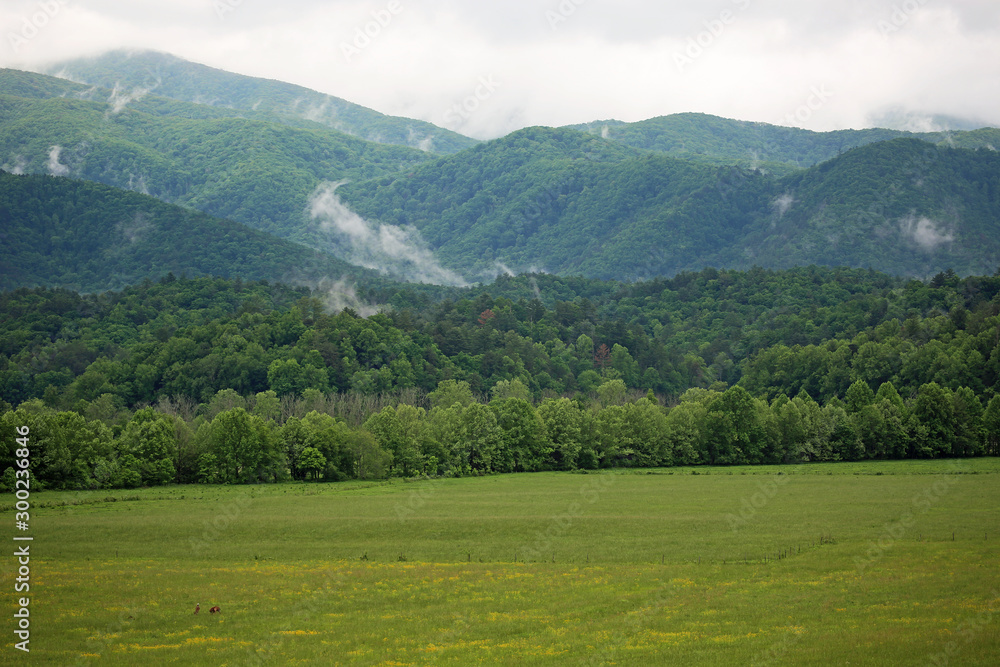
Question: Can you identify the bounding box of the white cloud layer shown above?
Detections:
[1,1,998,139]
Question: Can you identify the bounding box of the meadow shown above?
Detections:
[3,459,999,665]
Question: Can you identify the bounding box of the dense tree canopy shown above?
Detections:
[2,266,999,490]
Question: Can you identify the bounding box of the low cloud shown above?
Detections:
[772,193,795,217]
[3,2,1000,137]
[127,173,150,195]
[47,145,70,176]
[900,214,953,251]
[107,81,157,115]
[2,155,27,175]
[116,211,152,245]
[308,181,468,286]
[310,277,381,318]
[407,127,435,152]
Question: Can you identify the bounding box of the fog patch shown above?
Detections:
[127,173,150,195]
[900,215,954,250]
[117,212,153,245]
[302,99,333,124]
[311,277,381,318]
[47,146,70,176]
[408,127,434,152]
[772,194,795,217]
[107,81,157,116]
[308,181,468,286]
[2,156,27,175]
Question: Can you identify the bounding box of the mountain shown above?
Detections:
[0,68,434,244]
[734,138,1000,276]
[41,50,478,155]
[3,56,999,285]
[867,107,993,133]
[338,126,730,279]
[565,113,1000,173]
[340,129,1000,279]
[0,172,386,293]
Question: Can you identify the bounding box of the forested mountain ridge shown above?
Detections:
[735,138,1000,276]
[2,59,999,284]
[42,50,478,155]
[0,172,390,293]
[0,73,435,243]
[340,130,1000,279]
[566,112,1000,173]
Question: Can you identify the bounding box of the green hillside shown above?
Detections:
[734,138,1000,276]
[567,112,1000,172]
[3,62,999,284]
[0,172,386,292]
[340,129,1000,279]
[0,74,435,242]
[44,50,478,154]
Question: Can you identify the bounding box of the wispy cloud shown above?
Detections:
[900,214,953,251]
[306,276,382,318]
[772,193,794,217]
[308,181,468,286]
[2,155,27,175]
[106,80,157,115]
[47,145,69,176]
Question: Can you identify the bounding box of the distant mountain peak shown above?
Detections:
[40,50,478,155]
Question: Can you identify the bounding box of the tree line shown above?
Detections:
[3,376,998,491]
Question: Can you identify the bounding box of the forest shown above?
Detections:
[3,265,1000,491]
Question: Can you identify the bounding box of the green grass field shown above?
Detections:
[3,459,999,665]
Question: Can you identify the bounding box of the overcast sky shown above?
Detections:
[2,0,999,139]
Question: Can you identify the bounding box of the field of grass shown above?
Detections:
[3,459,999,665]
